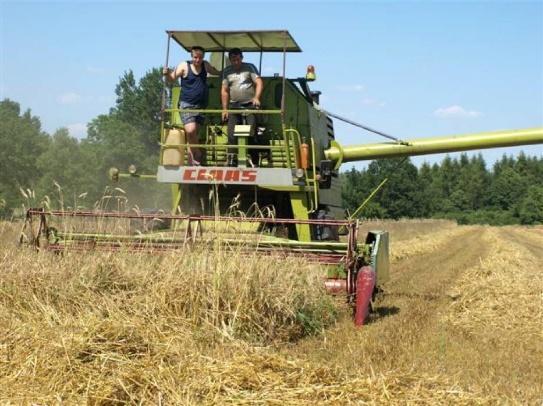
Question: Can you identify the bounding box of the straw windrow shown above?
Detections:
[1,221,541,403]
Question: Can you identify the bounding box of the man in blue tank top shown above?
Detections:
[163,46,220,165]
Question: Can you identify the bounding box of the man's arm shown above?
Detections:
[163,61,187,83]
[221,84,230,122]
[204,61,221,76]
[251,77,263,107]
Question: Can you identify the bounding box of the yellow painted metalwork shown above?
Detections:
[325,127,543,163]
[309,136,318,214]
[349,178,389,219]
[284,128,302,168]
[289,191,311,241]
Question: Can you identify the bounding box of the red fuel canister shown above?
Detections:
[300,140,309,169]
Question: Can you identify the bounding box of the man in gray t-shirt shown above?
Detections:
[221,48,263,166]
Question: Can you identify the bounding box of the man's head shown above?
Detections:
[228,48,243,70]
[191,46,205,66]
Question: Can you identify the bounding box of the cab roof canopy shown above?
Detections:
[167,30,302,53]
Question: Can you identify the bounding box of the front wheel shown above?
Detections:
[354,266,376,326]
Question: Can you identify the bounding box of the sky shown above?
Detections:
[1,0,542,170]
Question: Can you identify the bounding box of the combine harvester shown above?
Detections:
[22,30,543,325]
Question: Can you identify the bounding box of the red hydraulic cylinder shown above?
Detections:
[354,266,376,326]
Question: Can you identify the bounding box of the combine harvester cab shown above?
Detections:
[22,30,543,326]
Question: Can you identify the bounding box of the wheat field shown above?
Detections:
[1,219,542,404]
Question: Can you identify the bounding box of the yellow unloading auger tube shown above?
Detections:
[324,127,543,167]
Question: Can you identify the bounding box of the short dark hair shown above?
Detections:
[191,46,205,54]
[228,48,243,58]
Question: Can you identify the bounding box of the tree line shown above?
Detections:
[342,153,543,225]
[0,68,170,215]
[1,68,541,224]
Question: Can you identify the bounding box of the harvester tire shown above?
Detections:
[354,266,376,326]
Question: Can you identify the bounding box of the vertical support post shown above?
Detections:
[280,32,290,168]
[281,31,287,124]
[161,32,172,116]
[171,184,182,214]
[289,191,311,242]
[238,136,248,167]
[234,124,251,167]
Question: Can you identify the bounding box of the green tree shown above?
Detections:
[487,166,527,210]
[367,158,422,219]
[451,154,489,211]
[493,154,515,176]
[342,167,371,214]
[35,128,95,208]
[86,113,170,209]
[517,186,543,224]
[0,99,50,210]
[111,68,164,153]
[430,156,461,213]
[341,167,388,219]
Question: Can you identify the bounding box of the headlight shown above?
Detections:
[108,167,119,182]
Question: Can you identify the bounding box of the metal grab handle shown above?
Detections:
[164,108,282,115]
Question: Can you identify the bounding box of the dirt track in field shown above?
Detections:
[285,225,543,402]
[287,227,489,363]
[501,227,543,258]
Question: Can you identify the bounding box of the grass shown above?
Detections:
[1,221,339,403]
[282,224,543,403]
[1,219,542,404]
[357,218,457,243]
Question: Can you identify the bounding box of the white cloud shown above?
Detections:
[434,105,482,118]
[57,92,81,105]
[86,66,105,74]
[67,123,87,138]
[335,84,365,92]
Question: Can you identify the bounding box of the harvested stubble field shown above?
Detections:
[0,219,542,404]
